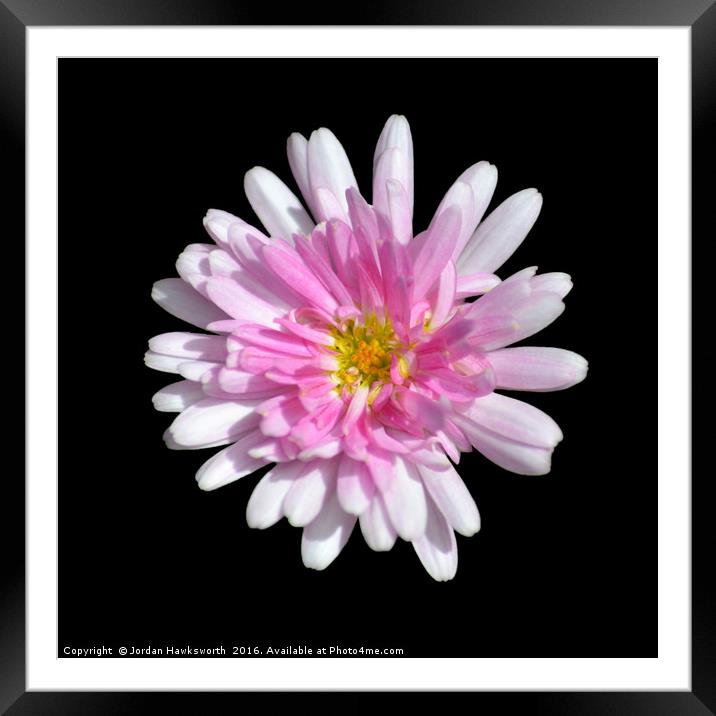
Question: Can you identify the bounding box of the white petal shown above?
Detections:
[152,380,205,412]
[430,162,499,262]
[283,458,338,527]
[144,351,188,374]
[428,180,474,260]
[359,494,397,551]
[417,460,481,537]
[509,292,566,346]
[148,332,227,361]
[372,148,411,219]
[144,351,219,380]
[488,347,588,391]
[166,397,260,449]
[460,392,563,447]
[453,393,563,476]
[152,278,229,330]
[380,456,428,541]
[205,276,285,326]
[457,161,498,242]
[246,460,305,529]
[456,272,501,298]
[177,359,219,382]
[196,431,268,491]
[373,115,414,209]
[336,455,375,515]
[301,491,357,571]
[430,261,457,330]
[175,244,213,295]
[412,495,457,582]
[307,128,358,215]
[286,132,317,219]
[530,272,573,298]
[244,166,314,240]
[458,188,543,275]
[313,187,349,224]
[386,179,413,245]
[454,415,556,476]
[203,209,268,250]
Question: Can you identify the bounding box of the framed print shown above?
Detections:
[4,1,707,712]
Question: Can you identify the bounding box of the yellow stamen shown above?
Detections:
[329,314,407,393]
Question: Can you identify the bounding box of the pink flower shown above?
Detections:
[146,115,587,581]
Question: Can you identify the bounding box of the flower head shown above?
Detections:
[146,115,587,581]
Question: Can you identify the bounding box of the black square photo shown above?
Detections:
[58,58,656,658]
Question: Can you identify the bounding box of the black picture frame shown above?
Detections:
[4,1,705,712]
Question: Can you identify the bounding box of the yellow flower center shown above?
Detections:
[330,315,408,393]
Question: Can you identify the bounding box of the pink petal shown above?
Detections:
[467,313,520,352]
[343,384,369,435]
[260,396,307,437]
[411,207,461,300]
[393,388,445,434]
[346,187,380,247]
[275,317,333,346]
[226,224,304,309]
[325,219,359,293]
[294,234,354,306]
[208,249,294,313]
[262,243,338,315]
[232,324,312,356]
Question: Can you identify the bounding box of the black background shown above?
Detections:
[58,58,656,657]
